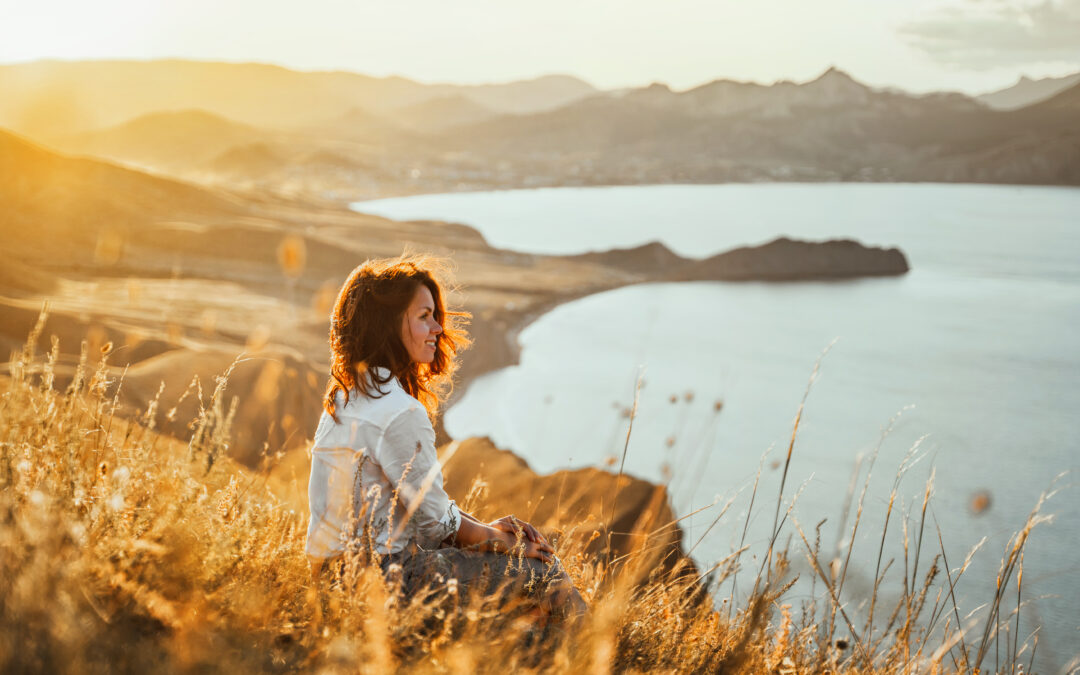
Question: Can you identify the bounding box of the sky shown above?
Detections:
[2,0,1079,95]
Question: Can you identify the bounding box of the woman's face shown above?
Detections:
[400,284,442,364]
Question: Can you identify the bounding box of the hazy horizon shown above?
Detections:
[4,0,1079,97]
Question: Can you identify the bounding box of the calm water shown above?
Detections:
[353,184,1080,671]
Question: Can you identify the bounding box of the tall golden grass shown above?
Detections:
[0,312,1059,673]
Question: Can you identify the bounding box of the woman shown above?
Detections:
[305,255,586,622]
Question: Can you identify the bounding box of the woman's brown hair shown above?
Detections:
[324,254,470,422]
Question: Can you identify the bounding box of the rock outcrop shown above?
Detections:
[674,236,909,281]
[573,236,909,281]
[438,437,695,581]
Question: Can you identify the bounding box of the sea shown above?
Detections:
[352,183,1080,672]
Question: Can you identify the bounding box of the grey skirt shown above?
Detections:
[379,546,586,618]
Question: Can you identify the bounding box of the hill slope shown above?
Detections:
[54,109,271,169]
[977,72,1080,110]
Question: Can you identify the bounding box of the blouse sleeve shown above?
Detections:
[375,405,462,548]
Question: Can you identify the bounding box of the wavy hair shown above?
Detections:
[324,254,470,422]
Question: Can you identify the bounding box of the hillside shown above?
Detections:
[0,310,1046,673]
[440,73,597,114]
[207,142,286,177]
[391,94,498,132]
[294,106,428,147]
[53,109,272,170]
[0,128,243,267]
[0,128,643,462]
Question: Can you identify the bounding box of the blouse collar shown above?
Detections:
[363,365,401,392]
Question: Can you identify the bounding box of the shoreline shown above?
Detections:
[437,283,632,445]
[346,179,1080,211]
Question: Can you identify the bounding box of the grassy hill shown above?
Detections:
[0,321,1048,673]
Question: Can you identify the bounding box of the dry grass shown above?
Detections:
[0,315,1058,673]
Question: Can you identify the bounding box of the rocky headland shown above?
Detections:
[568,236,909,281]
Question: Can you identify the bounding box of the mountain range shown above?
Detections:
[2,59,1078,196]
[0,60,596,140]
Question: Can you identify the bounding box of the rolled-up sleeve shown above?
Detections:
[376,405,461,548]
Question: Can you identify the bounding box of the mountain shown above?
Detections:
[677,67,877,117]
[1019,80,1080,112]
[54,109,269,170]
[438,68,982,159]
[297,106,426,147]
[207,142,286,177]
[443,73,597,114]
[0,60,598,141]
[295,148,374,170]
[977,73,1080,111]
[391,94,498,132]
[917,82,1080,185]
[609,68,977,120]
[433,67,1079,186]
[6,60,1074,194]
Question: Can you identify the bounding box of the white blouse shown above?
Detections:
[305,368,462,559]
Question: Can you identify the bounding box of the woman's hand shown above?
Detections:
[453,515,555,563]
[518,537,556,565]
[496,528,555,564]
[490,514,550,548]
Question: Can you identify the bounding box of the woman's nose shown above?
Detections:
[431,321,443,334]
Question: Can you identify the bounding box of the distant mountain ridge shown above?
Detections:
[438,66,981,153]
[4,59,1077,193]
[436,70,1080,186]
[0,60,598,139]
[55,109,269,169]
[392,94,498,132]
[977,73,1080,110]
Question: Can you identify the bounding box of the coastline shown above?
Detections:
[347,179,1080,212]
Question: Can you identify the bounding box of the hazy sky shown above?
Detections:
[3,0,1079,94]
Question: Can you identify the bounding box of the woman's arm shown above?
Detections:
[452,516,555,563]
[456,509,551,548]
